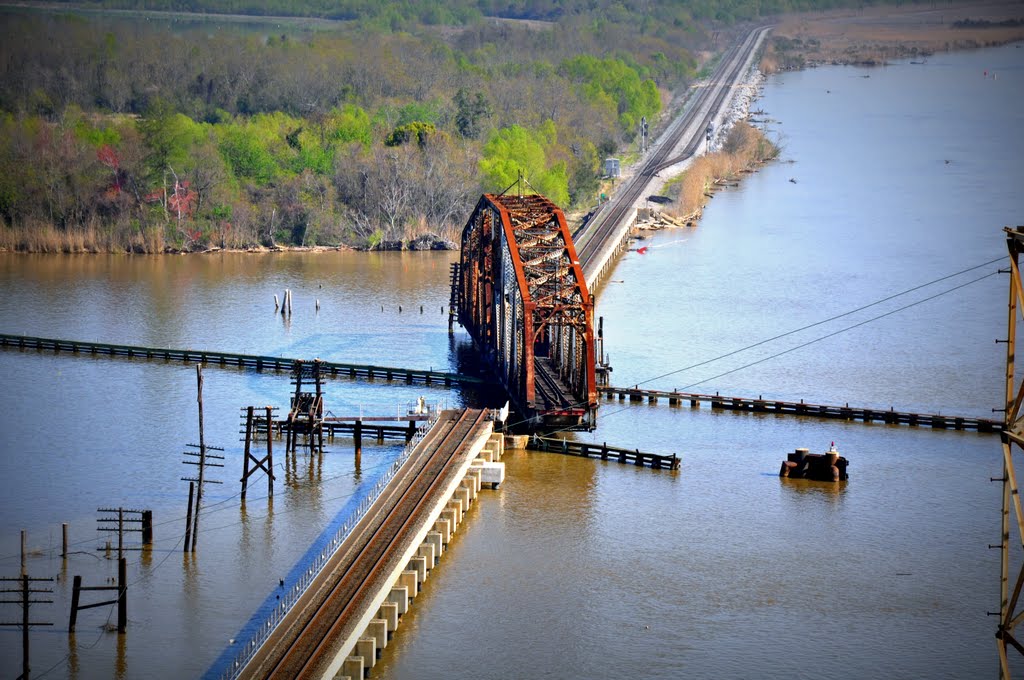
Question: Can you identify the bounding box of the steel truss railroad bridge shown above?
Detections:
[453,192,598,431]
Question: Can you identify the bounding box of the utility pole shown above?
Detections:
[0,574,54,679]
[182,366,223,552]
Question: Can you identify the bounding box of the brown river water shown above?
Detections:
[1,42,1022,679]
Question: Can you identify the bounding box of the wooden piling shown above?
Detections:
[69,575,82,631]
[183,482,194,554]
[117,557,127,633]
[266,406,274,498]
[241,406,254,501]
[62,523,68,559]
[141,511,153,545]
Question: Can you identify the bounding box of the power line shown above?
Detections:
[0,455,396,564]
[638,256,1002,387]
[669,269,999,393]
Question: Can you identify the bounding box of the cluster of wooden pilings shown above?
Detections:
[780,446,849,482]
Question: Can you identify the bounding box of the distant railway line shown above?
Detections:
[576,26,771,284]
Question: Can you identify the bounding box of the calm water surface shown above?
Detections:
[0,43,1021,679]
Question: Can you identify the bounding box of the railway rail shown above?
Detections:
[241,409,488,679]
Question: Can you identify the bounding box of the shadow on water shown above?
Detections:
[779,476,848,500]
[447,333,509,411]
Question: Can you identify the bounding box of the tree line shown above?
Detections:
[52,0,908,28]
[0,6,701,252]
[6,0,909,252]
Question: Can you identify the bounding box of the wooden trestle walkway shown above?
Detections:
[600,386,1003,433]
[0,333,481,386]
[260,418,423,443]
[528,436,680,470]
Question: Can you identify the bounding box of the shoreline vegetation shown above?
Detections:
[1,1,1022,254]
[658,121,780,228]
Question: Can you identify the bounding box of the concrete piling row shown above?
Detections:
[337,432,505,678]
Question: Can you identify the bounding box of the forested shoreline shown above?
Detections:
[0,0,964,253]
[0,3,711,252]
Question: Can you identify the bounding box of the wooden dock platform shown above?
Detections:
[599,386,1002,433]
[0,333,481,387]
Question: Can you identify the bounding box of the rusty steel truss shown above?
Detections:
[456,192,597,430]
[999,226,1024,677]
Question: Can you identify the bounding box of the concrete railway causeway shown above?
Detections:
[223,409,504,680]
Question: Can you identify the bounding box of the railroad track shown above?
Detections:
[576,26,771,280]
[534,357,574,411]
[249,408,487,680]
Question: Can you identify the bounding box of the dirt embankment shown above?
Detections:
[760,1,1024,72]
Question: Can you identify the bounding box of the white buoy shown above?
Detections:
[316,299,320,312]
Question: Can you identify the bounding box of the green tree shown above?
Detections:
[324,104,372,148]
[217,123,279,184]
[559,55,662,134]
[138,102,206,185]
[385,121,438,147]
[479,122,569,207]
[454,88,492,139]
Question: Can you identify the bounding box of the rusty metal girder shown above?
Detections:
[456,192,597,429]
